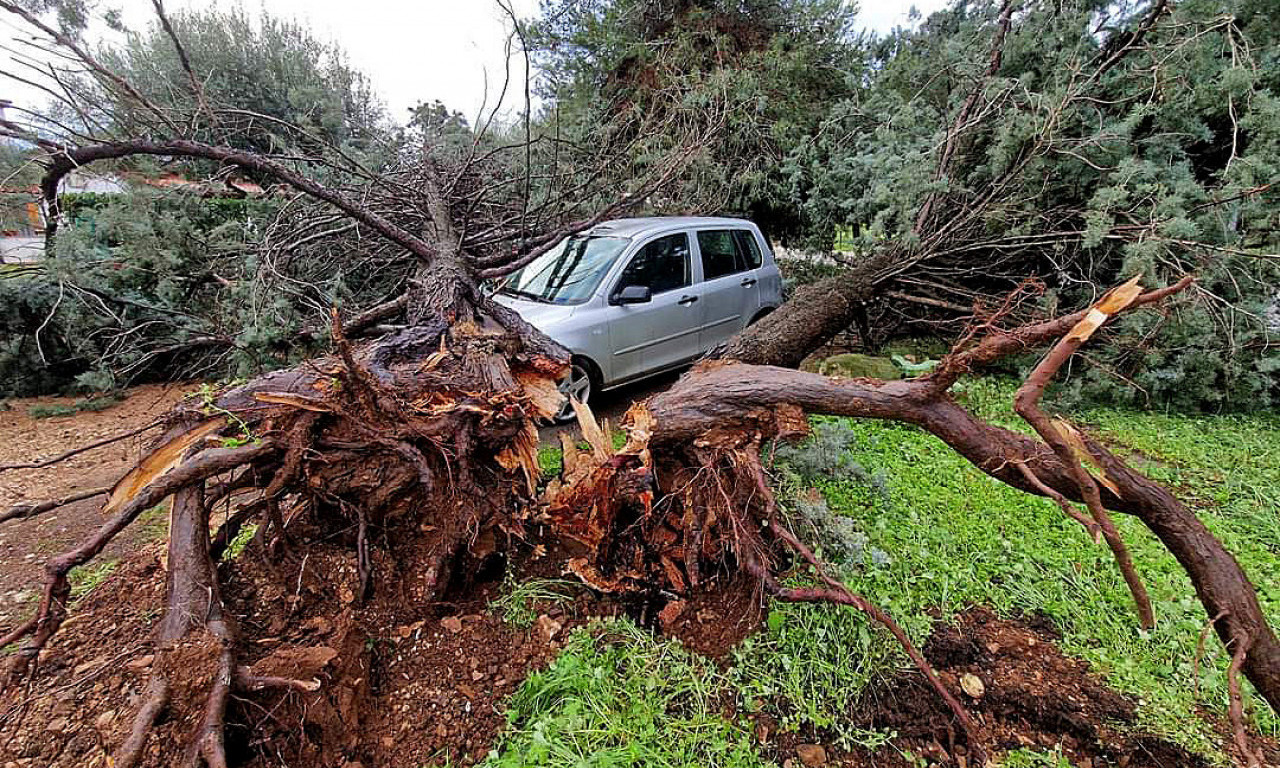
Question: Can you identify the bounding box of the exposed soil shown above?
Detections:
[0,385,187,627]
[763,607,1279,767]
[0,387,1273,767]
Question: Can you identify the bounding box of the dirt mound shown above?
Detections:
[1,539,1269,768]
[764,607,1241,767]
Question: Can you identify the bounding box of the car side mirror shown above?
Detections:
[613,285,652,305]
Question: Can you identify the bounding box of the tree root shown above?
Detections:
[0,311,567,763]
[0,486,111,524]
[5,444,275,681]
[544,276,1278,759]
[3,276,1273,763]
[114,675,170,768]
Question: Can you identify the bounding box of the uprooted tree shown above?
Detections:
[0,1,1276,766]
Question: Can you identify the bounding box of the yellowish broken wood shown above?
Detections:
[1066,275,1143,343]
[103,418,226,516]
[572,399,612,462]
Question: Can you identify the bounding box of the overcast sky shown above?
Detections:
[2,0,949,124]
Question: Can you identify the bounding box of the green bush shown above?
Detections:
[0,188,403,397]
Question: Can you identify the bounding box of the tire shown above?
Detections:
[554,357,600,424]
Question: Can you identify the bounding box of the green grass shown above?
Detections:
[222,523,258,560]
[490,576,580,629]
[997,747,1076,767]
[484,620,767,768]
[733,377,1278,755]
[27,394,122,419]
[136,503,169,541]
[69,559,119,602]
[537,430,628,477]
[497,377,1278,764]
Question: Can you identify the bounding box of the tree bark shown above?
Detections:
[643,362,1280,712]
[718,250,899,366]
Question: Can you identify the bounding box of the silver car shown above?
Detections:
[493,216,783,420]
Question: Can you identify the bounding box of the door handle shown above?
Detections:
[740,278,757,287]
[678,295,698,305]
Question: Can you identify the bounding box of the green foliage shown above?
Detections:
[101,5,386,159]
[784,0,1280,411]
[26,404,77,419]
[221,524,258,561]
[0,188,296,396]
[26,394,121,419]
[776,257,844,299]
[997,748,1076,768]
[484,619,767,768]
[530,0,862,234]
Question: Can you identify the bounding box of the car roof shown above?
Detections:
[586,216,754,238]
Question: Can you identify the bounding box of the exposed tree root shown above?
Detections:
[0,486,110,524]
[543,276,1279,759]
[0,297,567,762]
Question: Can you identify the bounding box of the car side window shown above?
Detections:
[732,230,763,269]
[697,230,741,280]
[617,232,691,295]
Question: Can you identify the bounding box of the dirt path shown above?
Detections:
[0,385,188,627]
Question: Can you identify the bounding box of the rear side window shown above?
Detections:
[698,229,762,280]
[697,230,739,280]
[617,232,691,295]
[733,230,763,269]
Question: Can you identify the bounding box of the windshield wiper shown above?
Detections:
[499,286,553,304]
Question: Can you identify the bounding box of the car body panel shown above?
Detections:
[493,216,782,391]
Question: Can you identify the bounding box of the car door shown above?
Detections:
[693,228,762,350]
[606,231,703,383]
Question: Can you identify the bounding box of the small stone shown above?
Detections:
[73,656,106,675]
[125,655,154,671]
[658,600,687,629]
[45,717,68,733]
[441,616,463,634]
[796,743,827,767]
[985,642,1001,654]
[960,673,986,698]
[536,614,562,641]
[94,710,116,731]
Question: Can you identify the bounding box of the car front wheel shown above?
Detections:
[555,359,595,423]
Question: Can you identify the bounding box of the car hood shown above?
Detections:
[491,293,578,332]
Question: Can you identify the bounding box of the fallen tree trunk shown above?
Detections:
[640,359,1280,713]
[546,276,1279,760]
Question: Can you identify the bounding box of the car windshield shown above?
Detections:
[500,235,630,305]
